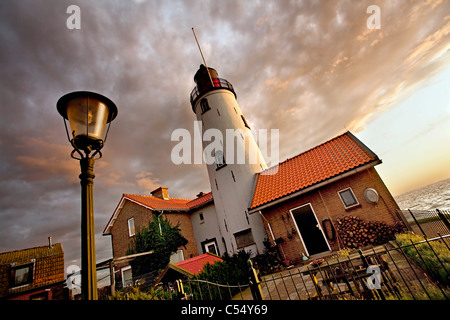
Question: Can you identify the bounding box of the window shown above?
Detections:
[200,98,210,114]
[234,229,255,249]
[121,266,133,287]
[215,150,226,170]
[338,188,359,208]
[128,218,135,237]
[204,241,218,255]
[199,212,204,223]
[241,115,250,129]
[10,263,33,288]
[202,238,220,256]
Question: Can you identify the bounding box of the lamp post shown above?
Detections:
[57,91,118,300]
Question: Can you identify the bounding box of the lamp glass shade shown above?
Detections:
[66,97,110,152]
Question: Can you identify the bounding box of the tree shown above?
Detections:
[127,216,188,279]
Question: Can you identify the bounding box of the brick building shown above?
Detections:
[103,64,403,282]
[248,132,401,264]
[103,187,221,286]
[0,239,65,300]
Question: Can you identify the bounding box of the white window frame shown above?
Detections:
[338,187,359,209]
[200,98,211,114]
[128,218,135,237]
[121,266,133,287]
[204,241,218,255]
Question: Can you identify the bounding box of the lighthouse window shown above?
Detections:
[215,150,227,170]
[200,98,211,114]
[241,115,250,129]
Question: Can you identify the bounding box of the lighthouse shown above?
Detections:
[190,65,268,256]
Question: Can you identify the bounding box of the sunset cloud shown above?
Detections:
[0,0,448,269]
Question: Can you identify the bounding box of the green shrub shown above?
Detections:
[183,250,251,300]
[395,233,450,286]
[108,286,173,300]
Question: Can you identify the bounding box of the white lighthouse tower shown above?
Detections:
[190,65,268,256]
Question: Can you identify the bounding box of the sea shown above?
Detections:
[394,178,450,211]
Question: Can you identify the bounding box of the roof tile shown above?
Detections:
[124,191,213,211]
[250,132,379,210]
[173,253,223,275]
[0,244,65,297]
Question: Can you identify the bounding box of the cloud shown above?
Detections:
[136,171,160,194]
[0,0,449,271]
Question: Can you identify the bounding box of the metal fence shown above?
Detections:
[107,233,450,300]
[174,234,449,300]
[397,209,450,238]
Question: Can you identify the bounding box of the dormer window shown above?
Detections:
[10,262,34,288]
[200,98,211,114]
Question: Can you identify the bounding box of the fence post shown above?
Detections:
[248,260,264,300]
[409,209,427,238]
[175,279,187,300]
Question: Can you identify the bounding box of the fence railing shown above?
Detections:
[190,77,236,108]
[397,209,450,238]
[107,233,450,300]
[258,234,449,300]
[173,234,449,300]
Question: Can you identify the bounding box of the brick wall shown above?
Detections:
[260,167,401,264]
[109,200,198,271]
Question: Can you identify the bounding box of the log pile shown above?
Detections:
[336,216,405,248]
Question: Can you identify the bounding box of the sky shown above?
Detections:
[0,0,449,275]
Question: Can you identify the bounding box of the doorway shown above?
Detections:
[290,204,330,256]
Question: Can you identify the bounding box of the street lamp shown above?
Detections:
[57,91,118,300]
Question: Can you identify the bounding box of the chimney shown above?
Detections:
[151,187,169,200]
[196,192,205,198]
[48,236,53,249]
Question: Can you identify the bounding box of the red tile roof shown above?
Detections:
[124,192,213,211]
[250,132,380,210]
[103,192,213,235]
[124,194,191,211]
[186,192,213,209]
[0,243,65,297]
[173,253,223,275]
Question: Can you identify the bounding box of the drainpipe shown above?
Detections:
[258,211,275,242]
[157,211,164,235]
[259,211,286,261]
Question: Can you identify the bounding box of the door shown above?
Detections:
[290,204,330,256]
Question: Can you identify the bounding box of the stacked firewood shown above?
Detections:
[336,215,403,248]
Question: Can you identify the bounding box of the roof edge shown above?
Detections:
[249,159,381,213]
